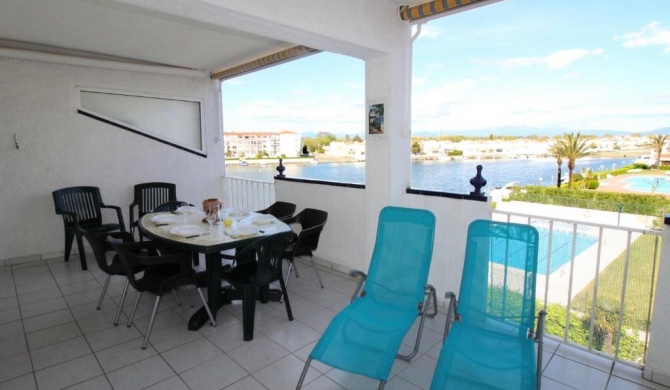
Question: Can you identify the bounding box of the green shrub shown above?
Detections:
[447,150,463,156]
[587,180,600,190]
[508,185,670,216]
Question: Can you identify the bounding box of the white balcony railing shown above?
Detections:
[223,176,275,211]
[494,209,661,366]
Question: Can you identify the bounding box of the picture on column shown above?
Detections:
[368,103,384,135]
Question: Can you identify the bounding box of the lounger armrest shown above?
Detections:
[443,291,459,342]
[349,270,367,303]
[535,310,547,389]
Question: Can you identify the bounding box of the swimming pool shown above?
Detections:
[491,227,598,276]
[623,176,670,194]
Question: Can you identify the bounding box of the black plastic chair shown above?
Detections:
[80,229,138,325]
[52,186,125,270]
[256,201,297,221]
[129,183,176,239]
[283,208,328,288]
[219,201,297,263]
[222,231,297,341]
[111,240,216,349]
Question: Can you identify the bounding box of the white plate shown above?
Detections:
[251,214,276,226]
[228,226,258,239]
[176,205,199,214]
[151,214,177,223]
[169,225,201,236]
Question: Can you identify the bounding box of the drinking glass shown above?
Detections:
[206,206,218,232]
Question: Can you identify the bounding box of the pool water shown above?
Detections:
[623,176,670,194]
[491,227,598,276]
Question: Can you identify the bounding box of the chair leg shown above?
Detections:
[114,279,130,326]
[142,295,161,349]
[97,274,111,310]
[172,289,182,306]
[242,286,257,341]
[63,228,75,262]
[284,262,294,285]
[278,275,293,321]
[195,288,216,327]
[309,256,324,288]
[127,291,142,327]
[296,356,312,389]
[183,286,194,307]
[74,230,88,270]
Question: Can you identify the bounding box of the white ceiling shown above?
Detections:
[0,0,297,73]
[0,0,428,75]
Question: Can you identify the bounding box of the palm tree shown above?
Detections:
[645,134,668,170]
[561,132,591,188]
[548,141,566,188]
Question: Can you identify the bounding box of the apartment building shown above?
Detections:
[224,130,301,158]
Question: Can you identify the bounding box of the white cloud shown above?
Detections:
[501,49,604,70]
[616,21,670,53]
[563,72,579,80]
[410,79,670,133]
[419,24,441,39]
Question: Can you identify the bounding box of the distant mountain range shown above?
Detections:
[300,126,670,139]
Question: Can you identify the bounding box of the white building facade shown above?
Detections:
[224,130,301,158]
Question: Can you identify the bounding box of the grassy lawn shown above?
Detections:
[571,234,661,329]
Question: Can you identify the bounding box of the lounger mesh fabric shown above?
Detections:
[431,220,540,390]
[309,206,436,381]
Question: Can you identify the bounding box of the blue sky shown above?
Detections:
[222,0,670,136]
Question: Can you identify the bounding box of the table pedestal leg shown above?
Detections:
[188,252,223,330]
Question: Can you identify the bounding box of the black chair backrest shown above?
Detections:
[257,201,297,221]
[234,231,297,285]
[52,186,104,227]
[153,201,192,213]
[132,182,177,216]
[291,208,328,253]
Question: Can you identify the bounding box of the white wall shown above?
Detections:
[0,56,224,261]
[275,180,492,305]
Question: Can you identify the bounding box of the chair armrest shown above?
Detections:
[443,291,459,342]
[106,231,135,243]
[283,215,298,225]
[128,202,138,234]
[349,270,367,303]
[101,204,126,231]
[112,241,191,268]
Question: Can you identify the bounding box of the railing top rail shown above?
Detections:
[223,175,273,185]
[494,209,661,236]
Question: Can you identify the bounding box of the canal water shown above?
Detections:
[226,157,632,195]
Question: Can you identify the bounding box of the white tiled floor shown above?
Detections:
[0,254,668,390]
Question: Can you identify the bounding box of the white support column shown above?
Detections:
[644,215,670,386]
[363,41,412,260]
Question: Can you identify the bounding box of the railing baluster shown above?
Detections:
[614,230,633,359]
[564,223,578,342]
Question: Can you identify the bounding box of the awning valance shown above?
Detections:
[399,0,489,22]
[211,45,320,80]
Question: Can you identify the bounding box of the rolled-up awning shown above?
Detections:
[399,0,491,22]
[210,45,321,80]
